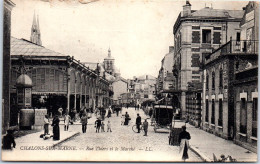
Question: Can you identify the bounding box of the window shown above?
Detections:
[202,29,211,43]
[252,98,257,137]
[236,32,241,42]
[219,69,223,88]
[191,54,200,67]
[213,32,221,44]
[211,99,215,124]
[192,31,200,43]
[240,98,247,134]
[206,74,209,90]
[205,99,209,122]
[218,99,223,126]
[212,72,215,90]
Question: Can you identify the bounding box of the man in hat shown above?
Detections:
[2,129,16,150]
[136,114,142,133]
[143,119,149,136]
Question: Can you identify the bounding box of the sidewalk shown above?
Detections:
[12,126,80,152]
[173,121,257,162]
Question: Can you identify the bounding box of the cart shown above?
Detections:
[153,104,174,133]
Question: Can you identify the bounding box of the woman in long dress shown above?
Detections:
[52,115,60,140]
[178,126,191,161]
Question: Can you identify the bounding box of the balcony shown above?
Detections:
[213,40,259,55]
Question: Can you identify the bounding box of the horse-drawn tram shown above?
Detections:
[152,104,174,133]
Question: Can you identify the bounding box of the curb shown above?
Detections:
[189,145,211,162]
[52,132,80,147]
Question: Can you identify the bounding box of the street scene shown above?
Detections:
[2,0,259,162]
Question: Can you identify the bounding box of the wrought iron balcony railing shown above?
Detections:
[213,40,259,55]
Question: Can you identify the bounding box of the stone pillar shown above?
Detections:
[67,70,70,113]
[74,79,77,110]
[181,91,186,119]
[79,80,82,109]
[247,102,253,143]
[235,101,241,140]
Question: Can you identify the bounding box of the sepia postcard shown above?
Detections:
[1,0,259,162]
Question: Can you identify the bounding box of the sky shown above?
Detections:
[11,0,249,79]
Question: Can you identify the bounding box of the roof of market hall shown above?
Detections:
[11,37,66,57]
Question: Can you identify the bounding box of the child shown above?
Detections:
[44,115,49,135]
[101,122,105,132]
[95,118,102,133]
[107,121,112,132]
[2,130,16,150]
[64,113,71,131]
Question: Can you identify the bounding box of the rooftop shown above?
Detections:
[190,8,244,19]
[11,37,65,57]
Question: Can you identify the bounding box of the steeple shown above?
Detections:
[30,12,42,46]
[108,47,111,57]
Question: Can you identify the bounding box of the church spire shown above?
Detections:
[30,12,42,46]
[108,47,111,57]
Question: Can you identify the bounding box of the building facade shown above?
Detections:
[2,0,15,133]
[10,37,111,126]
[201,1,258,150]
[157,47,175,95]
[112,78,128,104]
[172,0,244,118]
[233,1,258,152]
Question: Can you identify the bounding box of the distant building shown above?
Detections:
[129,75,156,105]
[112,78,128,105]
[156,46,175,99]
[83,48,127,105]
[172,0,244,118]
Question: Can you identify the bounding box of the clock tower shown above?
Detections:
[103,48,115,75]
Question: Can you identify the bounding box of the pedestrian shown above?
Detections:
[116,107,119,117]
[101,122,105,132]
[64,112,71,131]
[44,114,50,135]
[2,129,16,150]
[81,113,88,133]
[79,107,84,118]
[136,114,141,133]
[101,108,106,120]
[178,125,191,161]
[58,107,63,117]
[95,118,102,133]
[52,115,60,140]
[149,108,153,118]
[107,108,112,118]
[124,112,130,125]
[107,121,112,132]
[70,108,76,122]
[143,119,149,136]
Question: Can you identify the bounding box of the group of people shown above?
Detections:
[94,118,112,133]
[135,113,149,136]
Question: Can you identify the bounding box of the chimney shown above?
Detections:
[182,0,191,17]
[146,75,148,80]
[169,46,174,53]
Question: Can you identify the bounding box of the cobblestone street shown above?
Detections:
[58,107,202,162]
